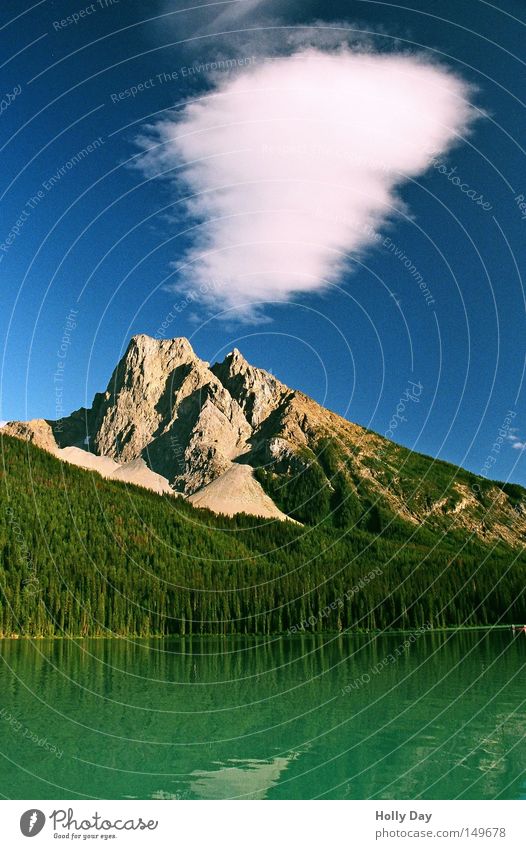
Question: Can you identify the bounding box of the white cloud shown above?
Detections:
[504,429,525,450]
[134,48,477,318]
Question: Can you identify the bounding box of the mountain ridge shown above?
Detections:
[2,333,526,544]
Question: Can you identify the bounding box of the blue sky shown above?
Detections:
[1,0,526,485]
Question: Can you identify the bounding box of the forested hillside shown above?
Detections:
[4,335,526,546]
[1,434,525,637]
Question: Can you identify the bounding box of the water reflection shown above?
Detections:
[190,755,296,799]
[0,631,524,799]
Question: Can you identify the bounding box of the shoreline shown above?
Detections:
[0,624,516,642]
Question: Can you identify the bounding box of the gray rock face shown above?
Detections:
[3,333,526,541]
[43,335,288,495]
[211,348,290,427]
[1,337,358,501]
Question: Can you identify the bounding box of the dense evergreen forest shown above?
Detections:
[1,434,525,637]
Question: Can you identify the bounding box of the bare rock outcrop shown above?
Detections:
[4,334,526,537]
[1,419,60,454]
[211,348,290,427]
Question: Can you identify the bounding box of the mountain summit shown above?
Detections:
[3,334,525,542]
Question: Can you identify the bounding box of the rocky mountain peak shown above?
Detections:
[128,333,196,357]
[212,348,290,428]
[125,333,202,370]
[222,347,248,370]
[4,334,526,542]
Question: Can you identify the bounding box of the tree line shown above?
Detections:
[1,434,525,637]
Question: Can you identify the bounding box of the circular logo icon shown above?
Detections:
[20,810,46,837]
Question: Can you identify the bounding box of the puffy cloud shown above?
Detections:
[134,48,477,318]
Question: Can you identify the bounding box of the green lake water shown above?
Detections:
[0,630,524,799]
